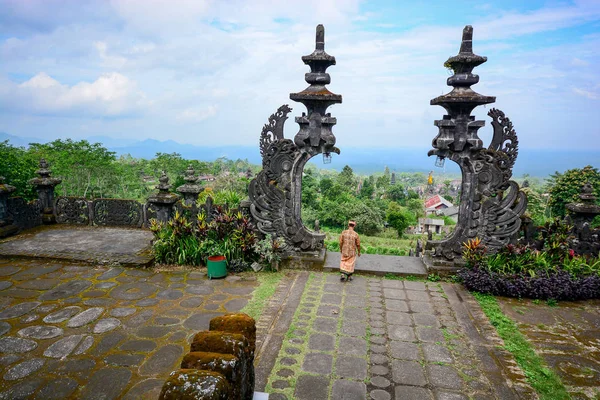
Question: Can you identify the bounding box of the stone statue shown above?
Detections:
[426,26,527,262]
[248,25,342,252]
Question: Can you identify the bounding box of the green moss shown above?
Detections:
[240,271,284,320]
[473,292,570,400]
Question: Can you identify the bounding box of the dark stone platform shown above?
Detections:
[0,225,154,267]
[323,252,427,277]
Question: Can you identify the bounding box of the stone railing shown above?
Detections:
[159,313,256,400]
[1,160,240,236]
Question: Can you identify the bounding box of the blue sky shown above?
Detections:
[0,0,599,150]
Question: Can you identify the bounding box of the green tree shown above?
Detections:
[547,165,600,217]
[359,177,375,199]
[386,202,416,238]
[386,184,406,203]
[0,141,38,199]
[337,165,356,190]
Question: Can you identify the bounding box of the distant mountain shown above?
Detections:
[1,132,597,177]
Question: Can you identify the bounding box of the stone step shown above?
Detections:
[323,252,427,277]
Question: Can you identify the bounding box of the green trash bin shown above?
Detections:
[207,256,227,279]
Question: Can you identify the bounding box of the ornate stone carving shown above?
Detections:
[146,172,180,224]
[7,197,42,231]
[426,26,527,262]
[29,159,62,224]
[248,25,342,252]
[177,165,203,206]
[565,183,600,255]
[55,197,90,225]
[93,199,143,227]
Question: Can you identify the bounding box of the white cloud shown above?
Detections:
[176,105,218,122]
[0,72,150,117]
[573,87,599,100]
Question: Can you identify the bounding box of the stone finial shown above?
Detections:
[0,176,16,195]
[290,24,342,153]
[580,182,596,202]
[184,165,198,184]
[177,165,203,207]
[156,171,171,193]
[29,158,62,187]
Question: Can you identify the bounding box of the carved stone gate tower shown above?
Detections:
[248,25,341,252]
[426,26,527,265]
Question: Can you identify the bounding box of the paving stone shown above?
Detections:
[435,392,469,400]
[185,285,214,295]
[272,380,290,389]
[183,312,223,330]
[382,280,403,289]
[67,307,104,327]
[18,325,63,340]
[386,311,412,326]
[126,309,153,327]
[34,377,79,400]
[122,378,164,400]
[43,334,84,358]
[344,306,368,321]
[294,374,329,400]
[110,282,158,300]
[224,298,248,312]
[0,336,37,353]
[280,357,297,366]
[139,344,183,375]
[105,353,145,366]
[427,364,463,390]
[404,281,427,291]
[137,325,171,338]
[168,331,187,341]
[95,282,117,289]
[372,364,390,375]
[370,389,392,400]
[12,265,61,281]
[392,360,427,386]
[423,343,453,363]
[0,281,12,291]
[321,293,342,304]
[306,332,336,352]
[409,301,434,313]
[317,304,340,317]
[371,376,391,388]
[416,327,445,342]
[413,313,440,327]
[136,298,159,307]
[406,290,430,301]
[395,385,433,400]
[155,316,180,325]
[120,339,157,352]
[110,307,136,317]
[0,321,10,336]
[92,331,127,355]
[40,280,91,301]
[83,298,115,307]
[204,303,220,311]
[371,313,384,321]
[335,355,368,379]
[0,301,41,320]
[302,352,333,374]
[180,297,203,308]
[383,288,406,299]
[284,347,301,355]
[0,377,44,400]
[340,336,367,356]
[345,295,366,307]
[0,266,20,276]
[390,341,420,360]
[4,358,44,380]
[0,354,20,367]
[331,379,367,400]
[93,317,121,333]
[385,300,409,312]
[19,314,39,323]
[73,335,94,355]
[54,358,96,375]
[157,289,183,300]
[371,327,386,335]
[43,306,81,323]
[370,335,387,345]
[79,367,132,399]
[313,317,338,333]
[389,325,416,342]
[341,319,366,337]
[323,283,340,293]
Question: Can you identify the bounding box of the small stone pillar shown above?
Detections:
[147,172,179,223]
[566,183,600,255]
[176,165,203,206]
[0,177,18,238]
[28,159,61,224]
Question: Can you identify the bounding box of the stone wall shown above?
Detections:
[159,313,256,400]
[7,197,42,231]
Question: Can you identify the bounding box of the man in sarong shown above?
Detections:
[339,220,361,281]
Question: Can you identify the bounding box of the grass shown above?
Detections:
[240,271,284,320]
[473,292,570,400]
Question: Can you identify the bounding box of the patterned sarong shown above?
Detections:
[339,229,360,274]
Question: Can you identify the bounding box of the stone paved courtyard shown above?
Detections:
[0,258,257,399]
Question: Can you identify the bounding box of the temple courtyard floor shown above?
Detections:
[0,258,598,399]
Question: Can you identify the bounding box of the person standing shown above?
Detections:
[339,220,361,281]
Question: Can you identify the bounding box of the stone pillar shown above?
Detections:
[28,159,62,224]
[0,177,18,238]
[176,165,203,206]
[147,172,179,223]
[566,183,600,255]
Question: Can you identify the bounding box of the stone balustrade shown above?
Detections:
[159,313,256,400]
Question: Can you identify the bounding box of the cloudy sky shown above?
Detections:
[1,0,599,150]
